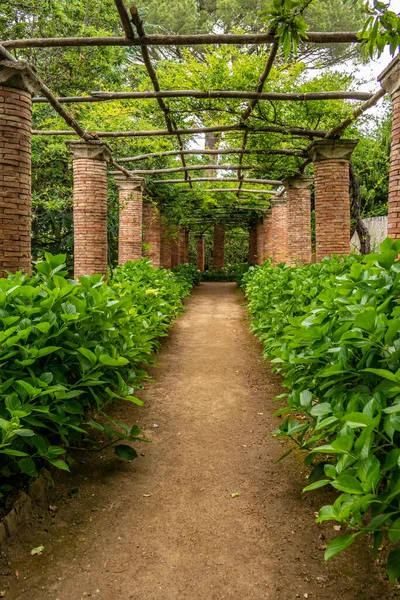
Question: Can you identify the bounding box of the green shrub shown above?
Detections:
[0,255,191,483]
[243,240,400,579]
[201,263,250,282]
[171,263,202,287]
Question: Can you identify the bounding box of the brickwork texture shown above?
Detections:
[287,187,312,264]
[118,186,143,264]
[213,224,225,269]
[271,201,288,264]
[196,235,205,271]
[388,90,400,239]
[143,203,161,267]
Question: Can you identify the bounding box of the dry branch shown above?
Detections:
[0,31,361,49]
[178,188,276,194]
[114,0,135,39]
[324,88,386,138]
[32,124,327,138]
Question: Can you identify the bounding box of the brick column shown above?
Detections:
[248,224,257,263]
[255,219,265,265]
[196,235,205,271]
[114,174,144,265]
[66,140,112,279]
[308,139,358,261]
[0,62,38,276]
[271,197,288,264]
[263,210,273,261]
[178,228,187,264]
[213,224,225,269]
[379,56,400,240]
[170,227,180,268]
[183,230,189,263]
[143,203,161,267]
[285,175,313,264]
[160,216,172,269]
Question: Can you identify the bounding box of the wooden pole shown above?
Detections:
[32,124,328,138]
[114,165,282,176]
[113,0,135,39]
[31,90,375,104]
[0,31,362,50]
[150,177,281,184]
[324,88,386,139]
[116,148,307,162]
[178,188,277,194]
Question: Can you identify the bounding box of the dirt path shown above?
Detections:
[2,283,396,600]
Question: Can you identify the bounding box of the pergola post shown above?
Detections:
[285,175,313,264]
[263,209,273,261]
[66,140,112,279]
[170,227,180,268]
[270,197,288,264]
[143,202,161,266]
[255,219,266,265]
[160,216,172,269]
[114,173,145,265]
[379,56,400,240]
[183,229,189,263]
[0,62,38,276]
[213,224,225,269]
[196,234,205,271]
[308,139,358,261]
[248,224,257,263]
[178,228,188,264]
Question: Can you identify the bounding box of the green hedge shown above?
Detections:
[0,255,192,483]
[243,240,400,579]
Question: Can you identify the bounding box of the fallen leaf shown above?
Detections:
[0,591,6,597]
[143,494,152,497]
[231,493,240,498]
[153,424,159,429]
[31,545,44,556]
[14,570,19,580]
[333,525,341,531]
[49,505,57,512]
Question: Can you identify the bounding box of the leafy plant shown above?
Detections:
[243,240,400,579]
[0,255,192,483]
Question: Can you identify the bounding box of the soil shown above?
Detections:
[0,282,397,600]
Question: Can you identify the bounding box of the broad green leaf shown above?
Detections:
[325,534,357,561]
[114,444,138,461]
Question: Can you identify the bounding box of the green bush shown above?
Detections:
[171,263,202,287]
[243,240,400,579]
[201,264,250,282]
[0,255,191,483]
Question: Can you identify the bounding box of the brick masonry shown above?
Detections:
[379,57,400,239]
[262,210,273,261]
[308,139,358,261]
[143,203,161,267]
[213,224,225,269]
[255,219,265,265]
[196,235,205,271]
[271,198,288,264]
[115,174,144,264]
[285,176,312,264]
[160,216,172,269]
[178,228,187,264]
[66,141,112,279]
[0,79,34,276]
[170,226,180,268]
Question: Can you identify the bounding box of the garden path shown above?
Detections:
[2,283,395,600]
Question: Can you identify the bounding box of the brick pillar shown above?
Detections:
[143,203,161,267]
[379,56,400,240]
[271,197,288,264]
[255,219,265,265]
[170,227,180,268]
[248,224,257,263]
[160,216,172,269]
[308,139,358,261]
[183,230,189,263]
[284,175,313,264]
[66,140,112,279]
[196,235,205,271]
[114,174,144,265]
[263,210,273,261]
[0,63,38,276]
[178,228,187,264]
[213,224,225,269]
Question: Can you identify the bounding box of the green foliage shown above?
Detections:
[201,264,251,281]
[262,0,311,58]
[0,255,192,482]
[357,0,400,58]
[171,264,203,286]
[242,240,400,578]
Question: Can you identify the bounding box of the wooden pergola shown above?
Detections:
[0,0,399,274]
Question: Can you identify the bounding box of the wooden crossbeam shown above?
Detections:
[31,90,374,103]
[150,178,280,185]
[0,31,362,50]
[113,165,280,175]
[32,124,327,138]
[178,188,276,194]
[117,148,307,162]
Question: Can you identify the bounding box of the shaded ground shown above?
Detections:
[1,283,397,599]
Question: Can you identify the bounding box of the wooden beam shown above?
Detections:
[0,31,362,50]
[150,177,280,185]
[324,88,386,139]
[117,148,307,162]
[31,90,374,103]
[117,164,278,175]
[178,188,276,194]
[32,124,328,138]
[113,0,135,39]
